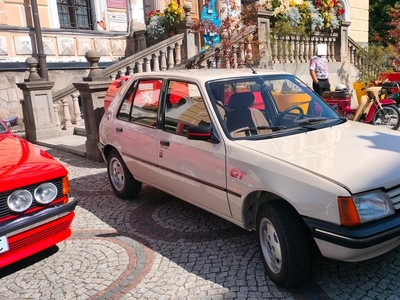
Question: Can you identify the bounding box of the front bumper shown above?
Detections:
[304,213,400,262]
[0,198,78,267]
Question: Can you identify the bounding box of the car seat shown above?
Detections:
[226,92,271,137]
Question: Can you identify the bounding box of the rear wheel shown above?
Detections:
[107,149,142,199]
[256,201,310,288]
[372,105,400,130]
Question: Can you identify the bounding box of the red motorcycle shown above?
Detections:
[322,84,400,130]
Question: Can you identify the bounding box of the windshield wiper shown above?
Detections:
[235,125,287,133]
[292,117,328,126]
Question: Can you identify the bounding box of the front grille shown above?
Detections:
[0,179,63,221]
[9,217,72,252]
[387,185,400,210]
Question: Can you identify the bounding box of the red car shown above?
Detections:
[0,120,77,268]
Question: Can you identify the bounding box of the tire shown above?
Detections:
[107,149,142,199]
[372,105,400,130]
[256,201,310,288]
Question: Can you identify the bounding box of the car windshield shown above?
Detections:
[207,74,344,139]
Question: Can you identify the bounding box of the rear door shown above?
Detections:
[156,79,231,216]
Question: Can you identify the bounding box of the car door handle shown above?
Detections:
[116,127,123,133]
[160,140,170,147]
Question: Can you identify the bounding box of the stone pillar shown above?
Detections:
[16,57,58,142]
[0,1,7,24]
[337,21,351,63]
[255,9,274,69]
[73,50,110,162]
[176,3,197,60]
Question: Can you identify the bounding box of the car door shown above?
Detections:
[157,79,231,217]
[112,78,162,186]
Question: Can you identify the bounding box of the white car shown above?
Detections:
[98,69,400,288]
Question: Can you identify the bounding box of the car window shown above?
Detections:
[207,74,341,140]
[164,80,210,135]
[117,79,162,127]
[0,121,6,133]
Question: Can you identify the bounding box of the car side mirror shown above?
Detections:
[186,125,220,144]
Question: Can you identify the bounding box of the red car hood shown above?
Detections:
[0,133,68,192]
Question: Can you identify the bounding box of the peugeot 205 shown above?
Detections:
[98,69,400,288]
[0,120,77,268]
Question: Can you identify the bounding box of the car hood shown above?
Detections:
[234,122,400,193]
[0,133,67,192]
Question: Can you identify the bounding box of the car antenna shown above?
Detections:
[250,66,257,74]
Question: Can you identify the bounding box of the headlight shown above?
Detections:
[34,183,58,204]
[7,190,33,212]
[338,191,395,226]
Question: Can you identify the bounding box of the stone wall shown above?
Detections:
[0,69,89,120]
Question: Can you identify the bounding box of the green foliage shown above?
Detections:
[355,44,398,82]
[369,0,398,45]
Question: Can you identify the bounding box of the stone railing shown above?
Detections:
[52,32,186,129]
[270,33,338,64]
[348,36,384,81]
[173,25,257,70]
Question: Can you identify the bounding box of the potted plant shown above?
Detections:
[163,0,184,36]
[146,10,167,40]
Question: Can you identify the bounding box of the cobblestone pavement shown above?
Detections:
[1,147,400,300]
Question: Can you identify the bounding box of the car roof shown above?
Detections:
[132,68,292,83]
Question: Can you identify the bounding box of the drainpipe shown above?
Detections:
[31,0,49,80]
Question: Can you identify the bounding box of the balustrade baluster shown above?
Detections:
[167,47,174,69]
[160,49,167,71]
[297,37,304,63]
[153,52,160,71]
[272,36,278,64]
[289,36,295,63]
[71,92,82,123]
[283,36,289,64]
[53,103,61,127]
[245,34,253,66]
[232,45,238,68]
[175,42,182,66]
[145,57,151,72]
[293,36,300,63]
[61,98,72,129]
[125,66,133,76]
[238,43,245,68]
[137,60,143,73]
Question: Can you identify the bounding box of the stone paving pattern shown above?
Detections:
[1,147,400,299]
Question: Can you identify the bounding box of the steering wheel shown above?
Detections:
[276,105,304,126]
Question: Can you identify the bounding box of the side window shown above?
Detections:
[164,81,210,135]
[117,83,135,122]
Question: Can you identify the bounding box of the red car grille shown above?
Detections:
[8,214,74,252]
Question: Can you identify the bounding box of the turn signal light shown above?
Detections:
[62,176,70,196]
[338,197,361,226]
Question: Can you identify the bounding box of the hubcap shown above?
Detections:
[109,157,125,192]
[259,217,282,274]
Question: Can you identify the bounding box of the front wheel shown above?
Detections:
[372,104,400,130]
[256,201,310,288]
[107,149,142,199]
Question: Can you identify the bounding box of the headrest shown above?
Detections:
[228,92,255,109]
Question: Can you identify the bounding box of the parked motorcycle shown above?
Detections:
[377,80,400,107]
[322,84,400,130]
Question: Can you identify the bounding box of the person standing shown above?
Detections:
[309,44,331,96]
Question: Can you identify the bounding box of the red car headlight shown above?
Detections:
[34,182,58,204]
[7,190,33,212]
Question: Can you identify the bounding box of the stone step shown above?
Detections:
[74,126,86,136]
